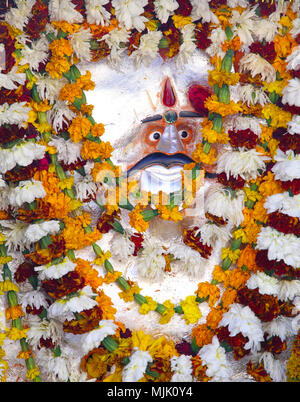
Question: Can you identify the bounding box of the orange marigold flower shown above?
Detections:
[45,56,71,79]
[224,267,251,290]
[76,71,95,91]
[5,305,24,320]
[206,308,223,329]
[49,37,73,58]
[237,245,258,272]
[191,324,214,348]
[91,123,105,137]
[212,265,226,283]
[68,115,92,143]
[128,205,150,233]
[196,282,220,308]
[221,288,237,311]
[204,94,243,117]
[59,82,83,104]
[95,290,116,320]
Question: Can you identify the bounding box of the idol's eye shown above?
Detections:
[149,131,161,142]
[179,130,189,139]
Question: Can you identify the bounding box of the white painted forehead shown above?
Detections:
[78,51,211,144]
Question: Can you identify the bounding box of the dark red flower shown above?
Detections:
[187,84,211,115]
[174,0,192,16]
[120,328,132,339]
[291,70,300,79]
[39,337,56,349]
[262,334,287,355]
[175,340,195,356]
[216,326,250,360]
[249,41,276,64]
[229,129,258,149]
[267,212,300,236]
[42,271,85,299]
[255,249,300,279]
[209,0,227,9]
[25,0,49,40]
[60,159,86,172]
[249,0,276,17]
[26,305,45,315]
[130,233,144,256]
[217,172,246,190]
[183,227,212,258]
[14,261,37,283]
[278,134,300,154]
[281,178,300,195]
[195,23,212,50]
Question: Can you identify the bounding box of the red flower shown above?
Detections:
[255,249,300,279]
[174,0,192,16]
[262,334,287,355]
[183,227,212,258]
[267,211,300,237]
[217,172,246,190]
[187,85,211,115]
[130,233,144,256]
[195,23,212,51]
[229,129,258,149]
[14,261,37,283]
[281,178,300,195]
[278,134,300,154]
[42,271,85,299]
[25,0,49,40]
[249,41,276,64]
[216,326,250,360]
[175,340,194,356]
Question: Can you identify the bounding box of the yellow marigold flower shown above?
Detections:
[68,115,92,143]
[204,94,243,117]
[156,205,183,222]
[52,21,81,34]
[80,140,113,160]
[232,228,247,243]
[159,300,175,325]
[57,177,74,190]
[33,121,52,134]
[128,205,150,233]
[262,79,288,95]
[262,104,291,129]
[0,334,6,347]
[0,234,6,245]
[103,271,122,284]
[208,70,240,87]
[221,248,241,263]
[180,296,202,325]
[0,280,19,294]
[69,199,82,211]
[76,71,95,91]
[192,143,217,165]
[45,56,71,79]
[17,350,33,360]
[49,37,73,58]
[93,251,111,267]
[139,296,158,315]
[118,283,141,303]
[172,15,192,28]
[5,305,24,321]
[91,123,105,137]
[0,256,12,265]
[7,327,28,341]
[59,82,83,104]
[31,99,52,113]
[244,187,262,203]
[26,367,40,381]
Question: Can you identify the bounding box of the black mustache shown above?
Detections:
[127,152,194,176]
[126,152,218,179]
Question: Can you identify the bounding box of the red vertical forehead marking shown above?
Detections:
[162,77,176,107]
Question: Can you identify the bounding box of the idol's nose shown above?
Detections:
[156,125,184,154]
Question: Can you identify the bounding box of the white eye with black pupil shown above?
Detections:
[149,132,161,141]
[180,130,189,139]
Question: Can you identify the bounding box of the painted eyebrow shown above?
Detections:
[141,111,204,123]
[141,114,163,123]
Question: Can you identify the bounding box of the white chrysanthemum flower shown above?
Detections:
[229,6,258,45]
[287,115,300,135]
[24,220,61,243]
[26,317,63,347]
[167,243,204,277]
[48,286,98,319]
[0,102,31,128]
[217,148,269,181]
[0,220,31,252]
[176,24,196,66]
[264,192,300,218]
[122,347,152,382]
[131,30,162,66]
[138,237,166,280]
[82,320,118,355]
[34,257,77,280]
[74,174,98,201]
[256,227,300,268]
[246,272,280,296]
[110,233,135,260]
[19,36,49,71]
[254,18,279,43]
[198,336,233,380]
[103,27,130,66]
[70,28,92,62]
[282,78,300,107]
[286,46,300,71]
[206,27,226,59]
[8,179,46,207]
[259,352,286,382]
[223,114,264,136]
[231,83,269,107]
[205,186,245,227]
[262,316,297,341]
[291,18,300,38]
[277,280,300,302]
[239,53,276,83]
[49,0,83,23]
[85,0,110,26]
[20,290,49,311]
[190,0,218,24]
[112,0,148,31]
[0,142,46,174]
[170,355,193,382]
[154,0,178,24]
[272,149,300,182]
[220,304,264,352]
[48,137,82,164]
[40,349,72,382]
[227,0,248,7]
[5,0,35,30]
[0,66,26,90]
[196,223,231,248]
[36,75,68,104]
[47,101,77,133]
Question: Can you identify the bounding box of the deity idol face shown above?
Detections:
[82,53,219,207]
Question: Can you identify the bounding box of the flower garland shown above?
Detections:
[0,0,299,383]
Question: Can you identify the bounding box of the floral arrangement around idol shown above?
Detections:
[0,0,299,383]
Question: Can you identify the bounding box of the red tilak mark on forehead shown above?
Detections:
[162,78,176,107]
